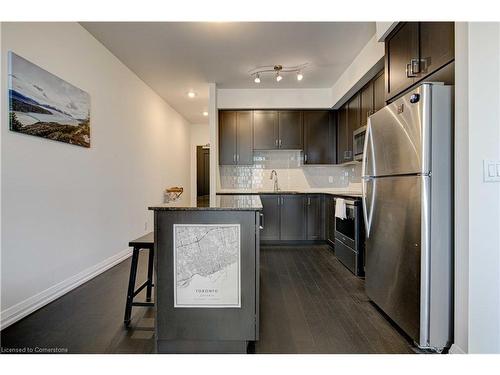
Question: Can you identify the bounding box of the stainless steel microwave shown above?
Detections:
[353,126,367,161]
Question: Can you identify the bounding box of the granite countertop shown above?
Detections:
[217,188,363,198]
[149,195,263,211]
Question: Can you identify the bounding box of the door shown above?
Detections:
[373,71,385,113]
[280,195,306,240]
[306,195,324,240]
[385,22,419,100]
[259,195,280,241]
[219,111,237,165]
[360,81,373,128]
[337,104,350,163]
[364,85,428,178]
[278,111,303,149]
[236,111,254,165]
[364,175,424,343]
[418,22,454,78]
[253,111,278,150]
[196,146,210,198]
[303,111,332,164]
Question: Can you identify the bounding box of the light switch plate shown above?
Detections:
[483,159,500,182]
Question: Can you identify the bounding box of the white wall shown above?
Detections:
[0,22,191,328]
[453,22,500,354]
[330,34,385,108]
[217,88,333,109]
[189,123,210,205]
[375,22,398,42]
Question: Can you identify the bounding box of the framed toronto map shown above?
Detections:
[173,224,241,308]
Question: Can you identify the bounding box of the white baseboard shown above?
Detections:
[0,247,132,330]
[449,343,467,354]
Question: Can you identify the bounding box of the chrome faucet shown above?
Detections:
[270,170,279,192]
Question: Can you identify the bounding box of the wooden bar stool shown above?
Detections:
[124,232,154,327]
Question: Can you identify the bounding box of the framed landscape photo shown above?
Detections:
[8,51,91,147]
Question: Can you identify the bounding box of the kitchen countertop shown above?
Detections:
[217,188,362,198]
[149,194,263,211]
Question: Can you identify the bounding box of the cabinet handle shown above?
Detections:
[304,154,308,162]
[406,63,416,78]
[410,58,421,74]
[259,212,264,230]
[275,139,278,147]
[308,197,311,206]
[236,154,239,162]
[233,154,236,162]
[279,139,282,147]
[277,196,280,206]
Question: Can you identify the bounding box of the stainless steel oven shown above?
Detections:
[353,126,367,161]
[334,198,364,276]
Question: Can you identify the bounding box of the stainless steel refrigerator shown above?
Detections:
[361,83,453,352]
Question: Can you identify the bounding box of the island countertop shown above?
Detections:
[149,194,262,211]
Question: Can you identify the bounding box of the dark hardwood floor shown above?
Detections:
[0,245,414,354]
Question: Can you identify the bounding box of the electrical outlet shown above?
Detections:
[483,159,500,182]
[328,176,334,183]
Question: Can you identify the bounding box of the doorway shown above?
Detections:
[196,145,210,207]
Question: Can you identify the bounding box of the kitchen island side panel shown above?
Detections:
[154,210,258,346]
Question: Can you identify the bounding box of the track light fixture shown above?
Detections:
[249,63,308,84]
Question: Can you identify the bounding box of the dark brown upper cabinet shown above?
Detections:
[303,111,336,165]
[373,70,385,113]
[278,111,303,149]
[419,22,455,78]
[253,110,303,150]
[360,81,374,128]
[336,104,350,163]
[219,110,253,165]
[385,22,419,101]
[253,111,278,150]
[385,22,454,101]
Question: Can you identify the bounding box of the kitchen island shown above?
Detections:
[149,195,262,354]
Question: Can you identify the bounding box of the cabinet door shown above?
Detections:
[260,195,280,241]
[385,22,419,100]
[345,93,361,162]
[303,111,333,164]
[280,195,306,240]
[419,22,454,78]
[236,111,254,165]
[326,196,335,244]
[373,71,385,113]
[278,111,303,149]
[360,81,373,128]
[219,111,237,165]
[253,111,278,150]
[306,195,324,240]
[337,104,349,163]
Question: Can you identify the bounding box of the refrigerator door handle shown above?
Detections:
[362,177,376,238]
[362,120,375,237]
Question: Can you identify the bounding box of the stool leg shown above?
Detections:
[124,248,140,327]
[146,247,154,302]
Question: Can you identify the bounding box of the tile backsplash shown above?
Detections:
[219,150,362,190]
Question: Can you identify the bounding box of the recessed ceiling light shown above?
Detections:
[297,72,304,81]
[254,74,261,83]
[276,72,282,82]
[203,111,208,116]
[187,91,196,98]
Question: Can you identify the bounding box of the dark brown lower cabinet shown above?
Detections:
[326,196,336,246]
[280,195,306,240]
[306,194,324,240]
[260,195,280,241]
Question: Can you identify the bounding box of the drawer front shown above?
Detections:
[335,238,361,276]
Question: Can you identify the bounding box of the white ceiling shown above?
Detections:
[81,22,376,124]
